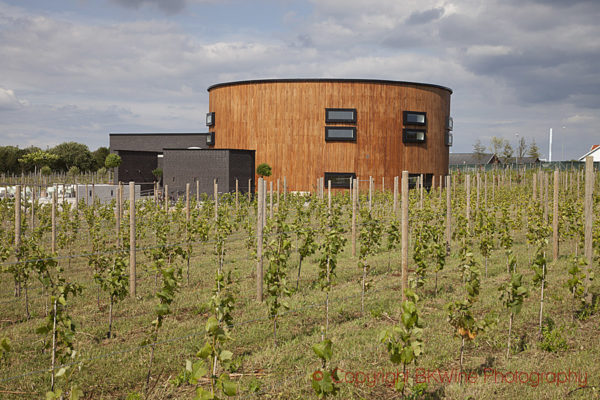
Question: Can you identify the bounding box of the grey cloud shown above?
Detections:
[0,87,27,110]
[406,7,444,25]
[110,0,187,14]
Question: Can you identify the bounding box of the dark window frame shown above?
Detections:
[403,111,427,126]
[206,131,215,146]
[325,108,357,124]
[324,172,356,188]
[446,116,453,131]
[403,128,426,143]
[206,112,215,127]
[325,126,357,142]
[408,173,433,190]
[445,132,453,147]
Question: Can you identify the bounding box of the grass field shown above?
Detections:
[0,181,599,399]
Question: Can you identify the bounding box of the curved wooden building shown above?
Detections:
[207,79,452,191]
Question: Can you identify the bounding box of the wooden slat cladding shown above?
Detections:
[208,80,451,191]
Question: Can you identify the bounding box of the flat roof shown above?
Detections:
[208,78,452,94]
[109,132,209,136]
[163,148,255,152]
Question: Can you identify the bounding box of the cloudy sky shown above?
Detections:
[0,0,598,159]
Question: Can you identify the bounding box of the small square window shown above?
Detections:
[324,172,356,188]
[403,129,426,143]
[403,111,426,126]
[325,127,356,142]
[206,112,215,127]
[326,108,356,123]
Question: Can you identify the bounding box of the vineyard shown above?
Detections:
[1,166,599,399]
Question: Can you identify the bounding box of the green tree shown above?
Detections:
[256,163,272,178]
[67,166,80,177]
[92,147,110,171]
[489,136,505,156]
[501,141,514,162]
[528,139,541,159]
[473,140,486,163]
[50,142,94,172]
[105,153,122,184]
[152,168,163,182]
[517,137,528,159]
[18,150,59,173]
[0,146,22,173]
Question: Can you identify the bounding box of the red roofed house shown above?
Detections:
[579,145,600,162]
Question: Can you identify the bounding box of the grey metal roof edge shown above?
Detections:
[162,148,255,152]
[207,78,452,94]
[109,132,210,136]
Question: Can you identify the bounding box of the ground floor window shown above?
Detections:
[324,172,356,188]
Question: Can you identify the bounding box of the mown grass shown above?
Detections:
[0,194,599,400]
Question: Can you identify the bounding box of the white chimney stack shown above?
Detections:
[549,128,553,162]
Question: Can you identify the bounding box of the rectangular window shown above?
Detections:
[206,132,215,146]
[403,111,426,126]
[445,132,453,146]
[325,108,356,123]
[324,172,356,188]
[325,127,356,141]
[446,116,453,131]
[403,129,426,143]
[206,112,215,127]
[408,173,433,189]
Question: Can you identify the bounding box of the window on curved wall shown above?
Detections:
[324,172,356,188]
[206,112,215,127]
[325,127,356,142]
[403,129,426,143]
[325,108,356,123]
[207,132,215,146]
[403,111,426,126]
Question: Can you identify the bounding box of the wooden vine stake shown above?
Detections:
[186,183,191,222]
[552,170,559,261]
[52,190,57,253]
[214,179,218,221]
[466,174,471,230]
[446,175,451,255]
[269,181,273,219]
[196,180,200,205]
[129,181,136,297]
[328,180,331,211]
[256,177,264,302]
[584,156,594,295]
[15,185,21,294]
[368,176,373,211]
[164,184,169,212]
[235,179,239,211]
[116,184,121,248]
[401,171,409,301]
[393,176,399,216]
[532,172,537,202]
[352,178,357,257]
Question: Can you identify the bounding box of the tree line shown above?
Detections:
[473,136,541,162]
[0,142,111,175]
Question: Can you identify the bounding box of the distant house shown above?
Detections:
[503,156,540,165]
[579,145,600,162]
[449,153,501,166]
